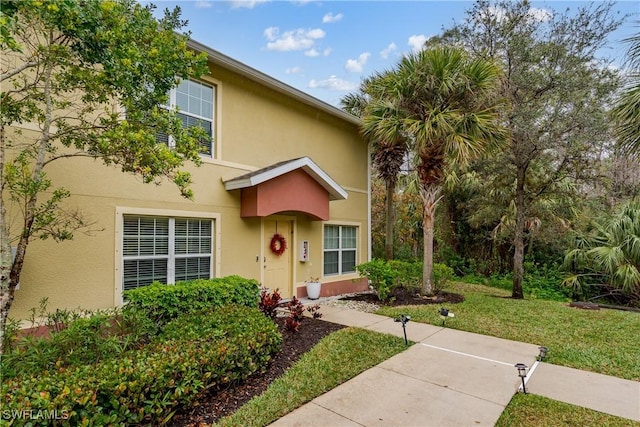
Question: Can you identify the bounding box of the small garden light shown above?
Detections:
[394,314,411,346]
[538,346,549,361]
[515,363,528,394]
[439,308,455,326]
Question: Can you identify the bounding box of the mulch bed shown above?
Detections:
[169,289,464,426]
[342,288,465,305]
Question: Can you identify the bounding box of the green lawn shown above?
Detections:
[496,393,638,427]
[376,281,640,381]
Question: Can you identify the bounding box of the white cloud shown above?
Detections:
[345,52,371,73]
[305,48,332,57]
[322,12,343,23]
[478,6,552,24]
[194,1,212,8]
[285,66,302,74]
[408,34,428,52]
[528,7,553,23]
[380,42,397,59]
[308,76,358,91]
[230,0,269,9]
[264,27,279,40]
[264,27,326,51]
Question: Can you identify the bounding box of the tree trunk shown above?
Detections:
[0,125,14,355]
[384,179,395,260]
[512,166,526,299]
[0,64,53,353]
[420,183,440,296]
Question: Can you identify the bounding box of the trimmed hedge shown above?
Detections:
[2,306,281,426]
[123,275,261,327]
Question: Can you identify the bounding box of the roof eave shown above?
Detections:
[187,38,361,127]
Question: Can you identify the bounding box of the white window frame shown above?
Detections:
[323,224,358,276]
[115,208,221,305]
[164,79,216,157]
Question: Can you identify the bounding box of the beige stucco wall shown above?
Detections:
[7,58,369,320]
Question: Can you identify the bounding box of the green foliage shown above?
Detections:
[2,306,281,426]
[356,259,399,301]
[563,199,640,306]
[3,306,154,379]
[458,261,571,302]
[357,259,451,301]
[123,276,261,328]
[432,263,454,294]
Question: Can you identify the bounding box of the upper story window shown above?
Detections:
[159,79,215,157]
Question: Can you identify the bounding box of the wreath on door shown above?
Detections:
[270,233,287,256]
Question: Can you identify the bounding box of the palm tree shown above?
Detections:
[564,200,640,306]
[342,78,408,260]
[362,46,504,295]
[613,29,640,157]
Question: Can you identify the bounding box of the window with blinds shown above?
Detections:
[323,225,357,276]
[158,79,215,156]
[122,215,213,290]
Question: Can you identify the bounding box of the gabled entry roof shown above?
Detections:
[223,157,348,221]
[224,157,348,201]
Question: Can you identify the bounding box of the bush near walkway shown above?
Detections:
[2,306,281,426]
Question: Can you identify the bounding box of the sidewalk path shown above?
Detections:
[269,303,640,427]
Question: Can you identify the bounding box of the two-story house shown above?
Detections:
[9,39,370,319]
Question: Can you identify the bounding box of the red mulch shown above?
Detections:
[169,289,464,426]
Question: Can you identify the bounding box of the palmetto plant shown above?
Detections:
[613,29,640,157]
[342,78,408,261]
[361,46,505,295]
[563,200,640,306]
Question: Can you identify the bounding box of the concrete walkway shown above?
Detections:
[269,303,640,427]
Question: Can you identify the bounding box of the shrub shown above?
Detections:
[123,275,260,327]
[357,259,451,300]
[2,306,281,426]
[3,306,154,379]
[258,287,282,320]
[432,263,454,294]
[356,259,397,301]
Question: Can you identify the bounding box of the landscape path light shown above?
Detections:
[538,346,549,361]
[394,314,411,346]
[439,308,455,326]
[515,363,528,394]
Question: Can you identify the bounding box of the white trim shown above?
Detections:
[224,156,348,201]
[114,207,222,306]
[420,343,515,367]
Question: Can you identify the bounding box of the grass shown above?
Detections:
[216,328,407,427]
[376,282,640,381]
[496,393,639,426]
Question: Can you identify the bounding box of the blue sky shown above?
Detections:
[150,0,639,106]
